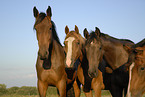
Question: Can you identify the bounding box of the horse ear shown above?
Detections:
[75,25,79,34]
[95,27,100,36]
[65,26,69,34]
[33,6,39,18]
[83,28,89,39]
[46,6,52,17]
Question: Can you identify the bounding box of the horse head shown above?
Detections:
[84,27,104,78]
[33,6,52,60]
[64,25,85,68]
[124,42,145,97]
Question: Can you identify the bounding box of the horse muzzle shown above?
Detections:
[38,50,49,60]
[88,68,98,78]
[65,58,76,68]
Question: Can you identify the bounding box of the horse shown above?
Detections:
[124,38,145,97]
[83,27,104,78]
[33,6,67,97]
[83,27,134,97]
[64,25,104,97]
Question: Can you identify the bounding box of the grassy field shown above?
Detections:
[0,90,113,97]
[1,92,145,97]
[1,87,145,97]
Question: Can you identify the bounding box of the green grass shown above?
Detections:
[1,87,145,97]
[0,90,112,97]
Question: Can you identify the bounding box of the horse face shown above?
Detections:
[64,26,82,68]
[64,35,82,68]
[84,27,103,78]
[130,63,145,97]
[130,47,145,97]
[85,38,103,78]
[35,18,52,60]
[33,6,52,60]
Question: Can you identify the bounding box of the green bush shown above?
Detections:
[16,86,38,95]
[7,86,19,94]
[0,84,8,95]
[0,84,59,96]
[46,87,57,96]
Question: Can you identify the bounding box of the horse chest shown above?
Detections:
[36,57,65,83]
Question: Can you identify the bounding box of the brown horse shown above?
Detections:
[83,27,104,78]
[33,6,67,97]
[64,25,104,97]
[124,38,145,97]
[84,27,134,97]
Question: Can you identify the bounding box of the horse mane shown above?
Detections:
[51,21,62,46]
[133,38,145,48]
[100,32,134,44]
[34,12,62,47]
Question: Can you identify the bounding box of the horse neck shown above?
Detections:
[100,37,129,69]
[100,36,113,49]
[51,39,64,57]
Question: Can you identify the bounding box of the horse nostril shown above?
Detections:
[46,51,49,56]
[88,72,94,78]
[38,50,49,60]
[45,51,47,55]
[88,69,98,78]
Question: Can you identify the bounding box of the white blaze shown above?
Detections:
[127,62,135,97]
[65,37,75,67]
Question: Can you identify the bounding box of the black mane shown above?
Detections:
[51,21,62,47]
[34,12,62,47]
[100,32,134,44]
[133,38,145,48]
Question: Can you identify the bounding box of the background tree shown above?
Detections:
[0,84,8,95]
[7,86,19,94]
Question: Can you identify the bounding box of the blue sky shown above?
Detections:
[0,0,145,88]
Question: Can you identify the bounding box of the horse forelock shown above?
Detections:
[65,31,85,44]
[34,12,46,29]
[85,32,101,45]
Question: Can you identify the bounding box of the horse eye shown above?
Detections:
[141,67,144,70]
[100,47,102,50]
[77,42,80,45]
[50,28,52,30]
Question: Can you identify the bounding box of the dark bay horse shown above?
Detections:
[64,25,104,97]
[83,27,134,97]
[124,38,145,97]
[83,27,104,78]
[33,6,67,97]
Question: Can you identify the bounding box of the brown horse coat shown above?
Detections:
[64,25,104,97]
[84,27,134,97]
[33,6,67,97]
[125,38,145,97]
